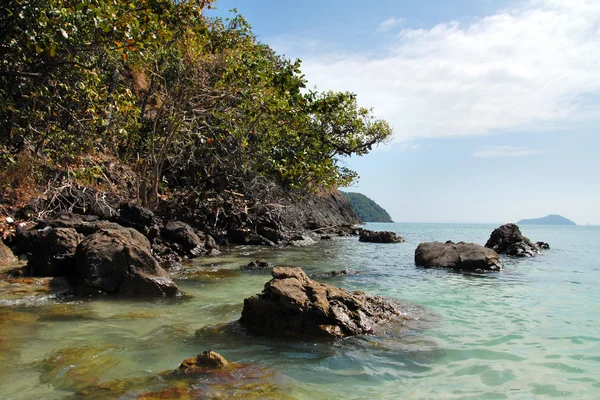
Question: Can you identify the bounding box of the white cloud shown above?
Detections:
[472,145,545,158]
[378,17,404,32]
[300,0,600,141]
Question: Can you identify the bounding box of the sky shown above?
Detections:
[209,0,600,224]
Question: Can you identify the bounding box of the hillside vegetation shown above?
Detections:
[342,192,393,223]
[0,0,391,227]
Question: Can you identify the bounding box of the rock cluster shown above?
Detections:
[240,266,408,338]
[359,230,405,243]
[485,223,544,257]
[415,241,503,272]
[8,208,222,297]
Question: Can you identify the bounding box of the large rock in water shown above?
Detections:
[415,242,503,271]
[74,228,181,297]
[240,267,408,338]
[485,223,540,257]
[359,230,405,243]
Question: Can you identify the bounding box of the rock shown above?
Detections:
[118,203,156,236]
[321,235,332,240]
[485,223,540,257]
[359,230,405,243]
[415,242,503,272]
[15,227,83,276]
[74,228,181,297]
[0,239,16,266]
[229,229,275,246]
[240,260,274,271]
[163,221,220,257]
[240,267,409,338]
[536,241,550,250]
[327,268,353,276]
[256,226,281,244]
[179,351,229,371]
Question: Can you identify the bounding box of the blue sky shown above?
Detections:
[209,0,600,224]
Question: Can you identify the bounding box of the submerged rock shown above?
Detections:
[240,260,274,271]
[74,228,181,297]
[415,242,503,272]
[179,350,229,371]
[359,230,405,243]
[76,351,289,400]
[485,223,542,257]
[240,267,411,338]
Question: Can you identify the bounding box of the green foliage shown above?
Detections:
[343,192,393,223]
[0,0,392,208]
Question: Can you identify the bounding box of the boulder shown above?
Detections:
[359,230,405,243]
[240,260,274,271]
[162,221,220,257]
[14,226,83,276]
[0,239,17,266]
[118,203,157,237]
[415,242,503,272]
[240,267,408,338]
[74,228,181,297]
[485,223,540,257]
[536,241,550,250]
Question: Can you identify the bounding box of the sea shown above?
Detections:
[0,222,599,399]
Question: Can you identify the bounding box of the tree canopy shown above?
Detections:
[1,0,392,208]
[343,192,393,223]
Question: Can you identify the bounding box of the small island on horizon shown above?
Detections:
[342,192,393,223]
[517,214,576,226]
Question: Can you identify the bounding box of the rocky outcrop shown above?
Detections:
[228,229,275,246]
[240,260,274,271]
[74,228,181,297]
[415,242,503,272]
[485,223,541,257]
[240,267,409,338]
[0,239,17,266]
[359,230,405,243]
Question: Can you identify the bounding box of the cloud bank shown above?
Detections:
[300,0,600,141]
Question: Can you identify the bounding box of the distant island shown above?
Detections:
[342,192,393,222]
[517,214,576,226]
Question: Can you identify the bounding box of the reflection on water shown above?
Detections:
[0,223,599,399]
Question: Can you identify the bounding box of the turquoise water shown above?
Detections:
[1,223,599,399]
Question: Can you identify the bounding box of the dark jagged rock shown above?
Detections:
[162,220,220,257]
[320,235,332,240]
[256,226,282,244]
[240,267,409,338]
[415,242,503,272]
[485,223,541,257]
[536,241,550,250]
[74,228,181,297]
[118,203,157,237]
[359,230,405,243]
[0,239,16,266]
[240,260,274,271]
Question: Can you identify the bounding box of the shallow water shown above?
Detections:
[1,223,599,399]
